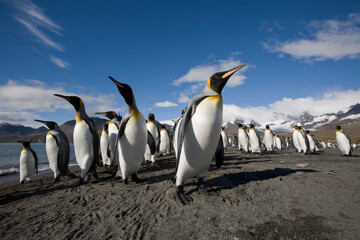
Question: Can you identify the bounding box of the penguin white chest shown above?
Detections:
[147,122,159,146]
[177,96,223,183]
[263,130,273,150]
[19,150,35,181]
[73,120,93,169]
[100,131,110,165]
[336,131,350,154]
[118,112,147,178]
[46,133,59,173]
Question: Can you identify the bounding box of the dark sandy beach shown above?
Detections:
[0,147,359,239]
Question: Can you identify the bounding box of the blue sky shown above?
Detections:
[0,0,360,127]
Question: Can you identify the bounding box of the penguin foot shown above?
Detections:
[175,185,192,205]
[123,178,128,185]
[54,177,60,183]
[20,180,24,184]
[71,178,84,188]
[131,173,141,183]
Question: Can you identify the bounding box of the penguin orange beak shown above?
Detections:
[54,94,82,110]
[109,76,124,88]
[222,64,247,79]
[54,94,71,101]
[95,112,107,116]
[34,119,48,125]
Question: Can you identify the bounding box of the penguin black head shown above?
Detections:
[207,64,246,94]
[237,123,243,128]
[306,130,310,134]
[266,125,270,129]
[148,113,155,122]
[54,94,83,111]
[249,124,255,129]
[109,76,135,107]
[222,126,225,131]
[20,141,30,148]
[336,125,342,130]
[34,119,58,130]
[160,124,166,129]
[95,111,117,120]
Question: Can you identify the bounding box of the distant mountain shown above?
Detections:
[227,103,360,132]
[222,103,360,140]
[0,117,107,143]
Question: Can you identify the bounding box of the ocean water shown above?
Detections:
[0,143,77,177]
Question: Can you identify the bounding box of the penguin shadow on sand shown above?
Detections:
[207,168,317,191]
[127,153,177,185]
[0,179,72,205]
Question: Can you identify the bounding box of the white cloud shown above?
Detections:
[0,79,124,125]
[50,55,70,69]
[154,101,179,108]
[173,56,249,106]
[263,13,360,62]
[223,88,360,127]
[259,20,283,32]
[7,0,65,52]
[178,93,190,103]
[172,57,248,88]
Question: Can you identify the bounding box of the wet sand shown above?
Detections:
[0,147,359,239]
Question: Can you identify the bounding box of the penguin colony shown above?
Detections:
[19,65,355,204]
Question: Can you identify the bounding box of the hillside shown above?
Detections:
[0,117,107,143]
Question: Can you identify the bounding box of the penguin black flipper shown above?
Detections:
[175,93,208,173]
[109,114,132,164]
[29,147,39,174]
[84,118,102,167]
[118,114,131,139]
[214,135,224,168]
[299,128,310,153]
[53,131,71,175]
[154,120,161,152]
[147,130,156,155]
[341,130,352,144]
[107,143,111,159]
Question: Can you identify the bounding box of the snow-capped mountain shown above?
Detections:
[224,103,360,134]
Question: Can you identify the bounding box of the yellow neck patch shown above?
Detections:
[76,111,83,121]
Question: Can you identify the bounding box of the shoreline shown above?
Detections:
[0,165,79,186]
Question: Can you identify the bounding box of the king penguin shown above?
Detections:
[19,141,38,184]
[95,111,122,168]
[34,120,76,181]
[237,123,249,153]
[159,124,171,155]
[100,122,111,167]
[221,126,228,150]
[172,108,186,158]
[263,125,275,153]
[248,124,261,153]
[144,113,161,164]
[109,76,147,184]
[305,130,316,154]
[174,64,246,204]
[292,126,301,153]
[333,125,352,156]
[274,135,282,150]
[297,126,309,154]
[54,94,101,185]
